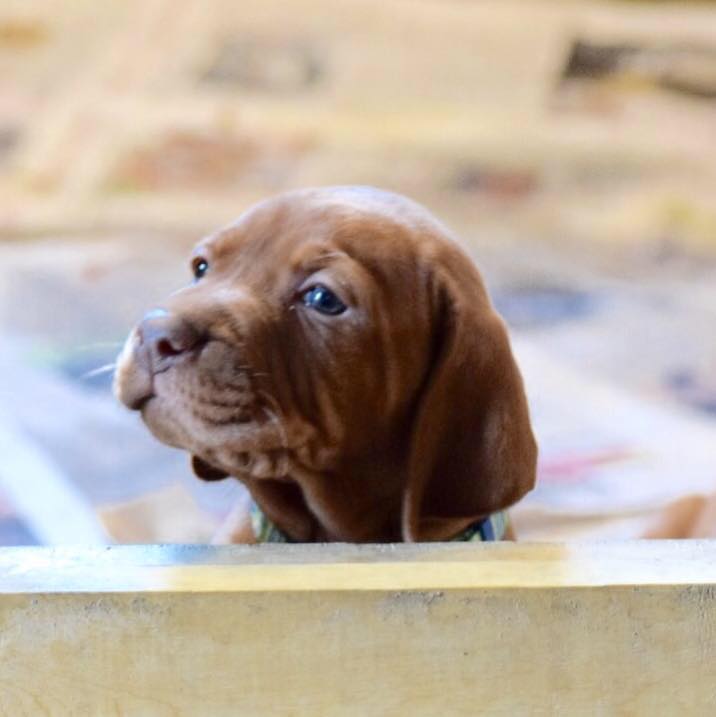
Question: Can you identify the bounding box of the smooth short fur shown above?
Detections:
[115,187,537,542]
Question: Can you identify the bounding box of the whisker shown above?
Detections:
[230,363,268,380]
[72,341,124,352]
[80,363,117,380]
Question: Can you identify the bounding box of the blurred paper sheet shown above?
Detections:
[99,484,218,544]
[513,339,716,535]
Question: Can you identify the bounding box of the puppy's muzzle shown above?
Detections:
[138,308,204,375]
[117,309,204,410]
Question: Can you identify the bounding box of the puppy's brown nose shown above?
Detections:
[138,309,203,374]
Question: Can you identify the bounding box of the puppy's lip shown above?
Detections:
[133,394,154,412]
[114,368,154,410]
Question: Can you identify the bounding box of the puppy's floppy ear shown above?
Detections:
[191,455,229,482]
[402,259,537,542]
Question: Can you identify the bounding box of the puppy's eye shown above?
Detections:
[301,284,347,315]
[192,258,209,280]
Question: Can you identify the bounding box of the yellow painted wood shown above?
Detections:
[0,542,715,715]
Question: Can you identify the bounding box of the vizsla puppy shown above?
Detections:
[114,187,537,543]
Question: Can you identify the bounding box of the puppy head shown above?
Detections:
[114,186,536,540]
[114,188,434,480]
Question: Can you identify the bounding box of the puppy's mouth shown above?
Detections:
[116,332,248,411]
[115,335,292,481]
[132,393,154,412]
[140,388,292,482]
[135,367,257,438]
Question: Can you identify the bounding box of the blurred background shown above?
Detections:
[1,0,715,544]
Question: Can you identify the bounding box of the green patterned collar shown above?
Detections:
[249,502,509,543]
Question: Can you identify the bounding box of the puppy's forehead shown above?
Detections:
[196,187,449,266]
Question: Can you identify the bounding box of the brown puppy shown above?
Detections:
[114,187,537,543]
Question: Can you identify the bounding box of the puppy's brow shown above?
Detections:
[292,248,350,272]
[192,239,215,259]
[196,228,244,260]
[312,251,345,262]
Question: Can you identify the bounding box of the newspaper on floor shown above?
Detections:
[513,339,716,540]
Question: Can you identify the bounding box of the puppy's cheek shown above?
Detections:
[199,341,252,391]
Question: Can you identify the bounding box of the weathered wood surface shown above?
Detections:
[0,542,715,715]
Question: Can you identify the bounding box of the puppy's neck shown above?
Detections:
[246,458,405,542]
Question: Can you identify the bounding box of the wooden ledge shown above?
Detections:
[1,541,716,592]
[1,542,715,714]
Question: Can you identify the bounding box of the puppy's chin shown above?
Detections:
[139,395,278,474]
[140,397,190,450]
